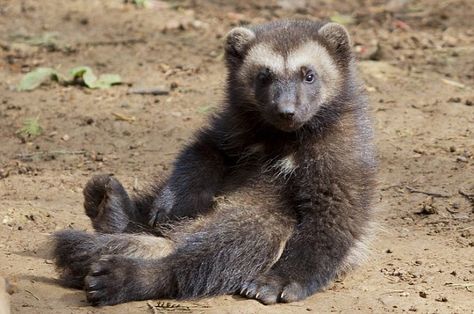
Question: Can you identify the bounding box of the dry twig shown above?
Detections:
[405,186,451,198]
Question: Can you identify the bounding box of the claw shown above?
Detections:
[99,255,111,262]
[90,267,102,275]
[149,214,158,228]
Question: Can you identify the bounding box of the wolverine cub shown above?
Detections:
[53,20,377,306]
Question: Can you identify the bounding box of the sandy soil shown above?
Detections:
[0,0,473,313]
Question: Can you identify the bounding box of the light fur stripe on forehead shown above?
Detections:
[287,41,341,101]
[239,40,341,103]
[245,43,285,74]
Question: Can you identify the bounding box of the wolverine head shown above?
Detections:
[224,20,353,132]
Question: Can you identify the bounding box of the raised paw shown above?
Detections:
[53,230,102,288]
[83,174,132,233]
[85,256,138,306]
[241,274,311,304]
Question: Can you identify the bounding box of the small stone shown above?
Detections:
[419,291,427,298]
[191,20,206,29]
[447,97,461,103]
[416,198,437,215]
[465,99,473,106]
[79,17,89,25]
[0,169,9,179]
[92,153,103,162]
[435,296,448,302]
[61,134,70,141]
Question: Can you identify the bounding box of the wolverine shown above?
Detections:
[53,20,377,306]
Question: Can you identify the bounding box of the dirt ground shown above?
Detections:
[0,0,473,313]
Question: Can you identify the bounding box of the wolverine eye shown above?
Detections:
[304,72,315,84]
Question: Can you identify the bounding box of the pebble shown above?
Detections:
[448,97,461,103]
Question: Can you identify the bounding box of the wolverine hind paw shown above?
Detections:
[241,275,311,304]
[83,174,132,233]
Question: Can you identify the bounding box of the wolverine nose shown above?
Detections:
[278,107,295,120]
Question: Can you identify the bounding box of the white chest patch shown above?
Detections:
[272,154,298,178]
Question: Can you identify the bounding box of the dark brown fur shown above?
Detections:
[52,20,377,306]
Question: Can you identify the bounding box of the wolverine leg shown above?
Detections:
[52,230,174,288]
[83,207,293,305]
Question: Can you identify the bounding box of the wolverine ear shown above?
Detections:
[318,23,351,52]
[225,27,256,63]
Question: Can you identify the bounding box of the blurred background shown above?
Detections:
[0,1,473,313]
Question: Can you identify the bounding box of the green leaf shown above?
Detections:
[197,105,216,114]
[133,0,151,7]
[70,66,121,89]
[18,66,121,91]
[90,74,122,89]
[330,14,355,25]
[17,117,43,138]
[17,67,58,91]
[70,66,97,86]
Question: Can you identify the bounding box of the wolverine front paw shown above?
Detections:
[241,274,311,304]
[85,255,138,306]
